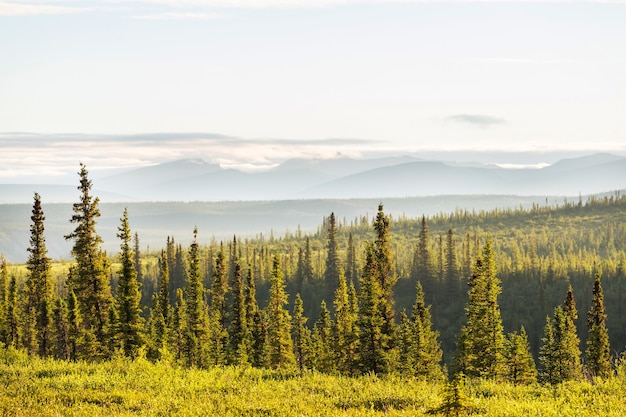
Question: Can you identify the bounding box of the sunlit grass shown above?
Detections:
[1,348,625,417]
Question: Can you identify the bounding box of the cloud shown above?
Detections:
[130,11,220,19]
[445,114,507,128]
[0,133,378,180]
[0,1,90,16]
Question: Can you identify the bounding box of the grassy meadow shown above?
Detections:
[1,347,625,417]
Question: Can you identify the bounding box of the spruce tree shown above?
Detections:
[505,327,537,385]
[114,208,144,358]
[292,293,310,375]
[5,275,19,348]
[324,212,341,303]
[229,262,248,364]
[267,254,295,369]
[311,300,333,373]
[410,281,443,379]
[586,271,612,379]
[372,204,397,364]
[185,227,210,367]
[356,243,386,374]
[25,193,53,356]
[171,288,187,363]
[345,232,358,285]
[456,240,506,379]
[0,257,7,344]
[64,163,112,354]
[332,269,358,374]
[53,298,69,360]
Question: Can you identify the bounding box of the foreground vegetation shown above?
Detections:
[1,347,626,417]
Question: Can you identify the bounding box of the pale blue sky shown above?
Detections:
[1,1,625,177]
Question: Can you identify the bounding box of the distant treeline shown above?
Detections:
[1,164,625,384]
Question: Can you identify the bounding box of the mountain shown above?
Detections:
[1,153,625,203]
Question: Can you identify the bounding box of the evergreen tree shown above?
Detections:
[267,254,295,369]
[586,271,612,379]
[157,250,170,322]
[185,227,210,367]
[444,229,460,297]
[413,215,434,294]
[345,232,358,285]
[114,208,144,358]
[456,240,506,379]
[171,288,187,363]
[228,262,248,364]
[5,275,19,348]
[324,212,341,303]
[211,248,229,330]
[410,281,443,379]
[311,300,333,373]
[292,293,310,375]
[53,298,69,360]
[64,163,112,354]
[505,327,537,385]
[332,269,358,374]
[372,204,397,363]
[0,257,7,344]
[539,288,583,384]
[25,193,54,356]
[170,243,188,306]
[356,243,386,374]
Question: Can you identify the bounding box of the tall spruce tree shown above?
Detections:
[64,163,112,354]
[324,212,341,303]
[586,271,612,379]
[5,275,19,348]
[410,281,443,379]
[292,293,310,374]
[25,193,54,357]
[115,208,144,358]
[185,227,210,367]
[356,243,387,374]
[229,262,249,364]
[373,203,397,363]
[456,240,506,379]
[345,232,358,285]
[332,269,358,374]
[311,300,333,373]
[267,254,295,369]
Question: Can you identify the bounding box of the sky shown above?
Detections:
[1,0,626,179]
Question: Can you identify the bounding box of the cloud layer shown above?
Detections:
[446,114,508,128]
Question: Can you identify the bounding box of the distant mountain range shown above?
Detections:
[0,153,625,204]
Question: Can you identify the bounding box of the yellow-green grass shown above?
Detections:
[1,348,625,417]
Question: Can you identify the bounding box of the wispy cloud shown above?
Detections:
[130,11,221,20]
[445,114,507,128]
[0,1,91,16]
[0,133,377,180]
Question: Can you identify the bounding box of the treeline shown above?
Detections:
[1,164,625,384]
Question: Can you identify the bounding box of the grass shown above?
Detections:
[1,348,626,416]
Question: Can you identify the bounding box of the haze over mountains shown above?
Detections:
[1,153,625,204]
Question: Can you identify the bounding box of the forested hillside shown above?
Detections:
[1,165,625,383]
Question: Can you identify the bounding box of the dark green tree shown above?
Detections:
[456,240,506,379]
[373,204,397,363]
[324,212,341,303]
[53,298,69,360]
[25,193,54,356]
[114,208,144,358]
[586,271,612,379]
[5,275,19,348]
[356,243,386,374]
[292,293,310,374]
[67,289,83,361]
[311,300,333,373]
[410,281,443,379]
[332,269,358,374]
[185,227,210,367]
[267,254,295,369]
[228,262,249,364]
[64,163,112,354]
[505,327,537,385]
[345,232,358,285]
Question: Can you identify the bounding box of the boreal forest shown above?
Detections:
[2,163,626,415]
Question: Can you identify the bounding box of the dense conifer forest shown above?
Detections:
[2,164,626,386]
